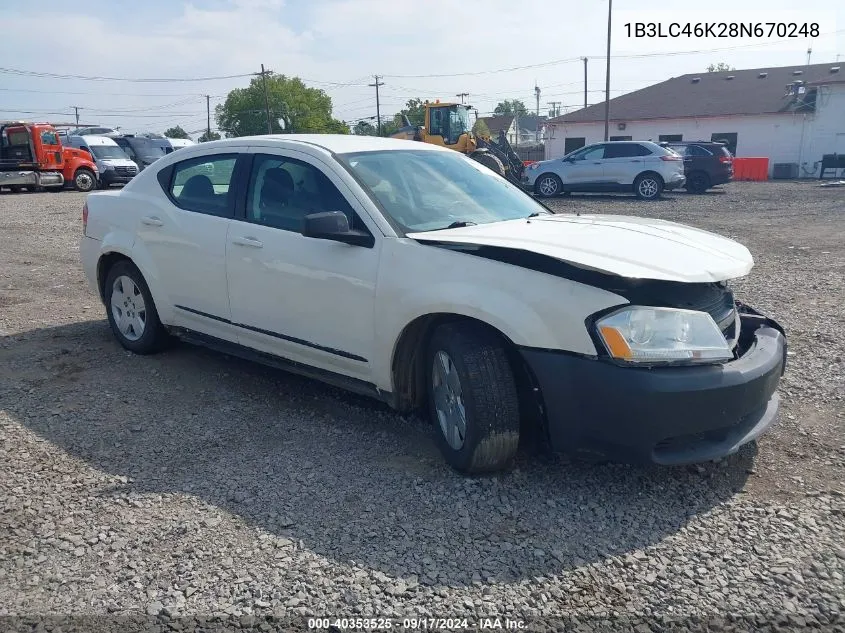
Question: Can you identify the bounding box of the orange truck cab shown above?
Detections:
[0,122,98,192]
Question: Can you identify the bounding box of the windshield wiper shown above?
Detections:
[527,211,548,217]
[444,220,477,229]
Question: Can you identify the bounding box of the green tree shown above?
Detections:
[215,73,348,137]
[197,130,221,142]
[393,98,426,127]
[472,118,491,138]
[493,99,528,115]
[353,120,377,136]
[707,62,735,72]
[163,125,190,139]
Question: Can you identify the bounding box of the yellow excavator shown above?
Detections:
[391,100,526,186]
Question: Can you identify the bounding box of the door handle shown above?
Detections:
[141,216,163,227]
[232,236,264,248]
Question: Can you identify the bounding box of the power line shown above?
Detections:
[0,66,256,83]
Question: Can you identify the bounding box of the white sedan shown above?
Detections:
[80,135,786,473]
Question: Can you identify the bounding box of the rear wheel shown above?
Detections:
[634,173,663,200]
[73,168,97,192]
[472,152,506,178]
[427,322,520,474]
[535,173,562,198]
[104,261,169,354]
[685,171,710,194]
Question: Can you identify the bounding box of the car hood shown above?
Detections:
[407,214,753,283]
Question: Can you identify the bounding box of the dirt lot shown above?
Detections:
[1,182,844,630]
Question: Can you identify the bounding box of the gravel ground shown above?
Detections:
[1,182,844,631]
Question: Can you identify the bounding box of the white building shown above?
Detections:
[545,63,845,178]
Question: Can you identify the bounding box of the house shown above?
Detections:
[545,62,845,177]
[478,114,547,146]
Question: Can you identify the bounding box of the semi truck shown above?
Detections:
[0,121,99,192]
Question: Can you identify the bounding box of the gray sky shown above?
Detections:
[0,0,841,137]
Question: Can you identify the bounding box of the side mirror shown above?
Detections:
[302,211,374,248]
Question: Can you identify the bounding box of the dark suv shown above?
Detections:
[662,141,733,193]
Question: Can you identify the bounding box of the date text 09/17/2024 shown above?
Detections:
[624,22,819,38]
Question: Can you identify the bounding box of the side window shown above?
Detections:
[603,144,645,159]
[429,108,446,139]
[577,145,605,160]
[169,154,238,217]
[245,153,357,233]
[687,144,712,157]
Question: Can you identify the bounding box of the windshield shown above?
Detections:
[127,137,166,159]
[338,149,549,233]
[90,145,130,160]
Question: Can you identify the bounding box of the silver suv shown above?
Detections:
[524,141,686,200]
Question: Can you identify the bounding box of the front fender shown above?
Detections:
[372,239,626,392]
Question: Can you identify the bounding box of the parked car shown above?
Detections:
[79,135,786,473]
[65,135,138,188]
[661,141,734,193]
[524,141,686,200]
[140,134,196,155]
[107,134,166,172]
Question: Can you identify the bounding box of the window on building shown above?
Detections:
[609,135,632,141]
[563,137,586,155]
[711,133,738,156]
[658,134,683,143]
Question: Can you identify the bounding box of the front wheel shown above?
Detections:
[427,322,520,474]
[472,152,506,178]
[73,168,97,192]
[634,173,663,200]
[535,173,562,198]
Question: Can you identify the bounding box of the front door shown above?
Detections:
[559,144,606,186]
[135,150,242,342]
[225,150,381,381]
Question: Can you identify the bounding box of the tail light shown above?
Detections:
[660,155,682,161]
[719,155,732,163]
[82,201,88,236]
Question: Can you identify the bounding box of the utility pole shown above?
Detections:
[534,84,541,143]
[72,106,80,126]
[806,47,812,65]
[548,101,561,118]
[260,64,272,134]
[603,0,612,141]
[582,57,588,109]
[456,92,469,104]
[205,95,211,140]
[369,75,385,135]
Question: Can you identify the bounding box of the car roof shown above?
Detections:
[79,135,118,145]
[196,134,449,155]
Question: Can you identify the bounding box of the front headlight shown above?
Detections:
[102,163,115,171]
[595,306,733,364]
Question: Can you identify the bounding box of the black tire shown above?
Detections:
[685,171,710,194]
[73,168,97,192]
[426,322,520,474]
[535,173,563,198]
[473,152,506,178]
[103,260,169,354]
[634,172,664,200]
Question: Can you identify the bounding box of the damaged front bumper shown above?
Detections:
[519,304,787,465]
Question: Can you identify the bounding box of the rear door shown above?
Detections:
[135,149,244,342]
[602,143,651,184]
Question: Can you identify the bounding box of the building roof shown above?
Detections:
[515,115,547,132]
[550,62,843,124]
[478,115,514,135]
